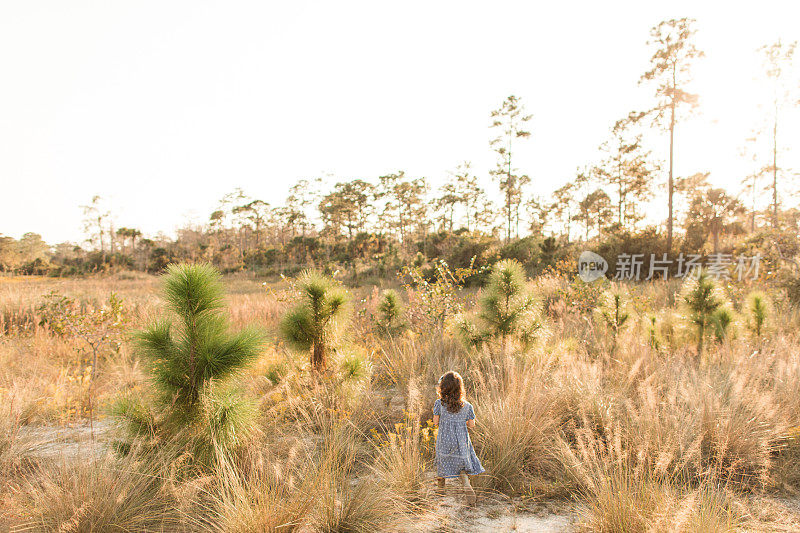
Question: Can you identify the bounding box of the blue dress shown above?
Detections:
[434,399,485,478]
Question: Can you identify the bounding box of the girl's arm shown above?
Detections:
[466,402,476,429]
[432,414,439,426]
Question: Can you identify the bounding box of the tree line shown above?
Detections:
[1,19,797,278]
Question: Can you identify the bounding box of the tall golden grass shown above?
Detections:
[1,272,800,531]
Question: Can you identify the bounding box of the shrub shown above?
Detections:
[400,260,478,330]
[37,291,128,381]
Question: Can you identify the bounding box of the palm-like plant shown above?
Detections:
[455,259,542,356]
[113,263,264,459]
[279,270,351,371]
[681,270,727,357]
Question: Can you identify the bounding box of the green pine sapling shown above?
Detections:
[746,291,769,339]
[454,259,542,356]
[595,290,630,356]
[279,270,351,371]
[681,270,727,358]
[376,289,405,335]
[112,263,264,461]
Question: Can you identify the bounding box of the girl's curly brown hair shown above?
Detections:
[437,371,465,413]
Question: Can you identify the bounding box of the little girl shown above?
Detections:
[432,371,484,505]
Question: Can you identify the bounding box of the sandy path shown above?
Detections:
[403,475,577,532]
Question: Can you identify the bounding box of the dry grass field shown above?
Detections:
[2,268,800,532]
[4,4,799,532]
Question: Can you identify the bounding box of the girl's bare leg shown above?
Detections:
[459,470,476,505]
[436,477,445,494]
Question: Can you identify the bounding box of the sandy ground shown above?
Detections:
[17,420,113,461]
[420,497,576,532]
[403,475,577,532]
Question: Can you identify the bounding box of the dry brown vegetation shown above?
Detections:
[2,269,800,532]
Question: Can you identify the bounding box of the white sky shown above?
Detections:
[1,1,798,244]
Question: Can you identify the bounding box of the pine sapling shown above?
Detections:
[279,270,351,371]
[595,290,630,356]
[112,263,264,460]
[376,289,405,335]
[746,291,769,339]
[711,307,735,343]
[454,259,543,356]
[646,315,660,351]
[681,270,727,358]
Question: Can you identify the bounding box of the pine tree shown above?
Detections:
[595,290,630,356]
[757,40,797,228]
[376,289,405,335]
[454,259,542,356]
[490,96,532,241]
[746,291,770,338]
[279,270,351,371]
[681,270,727,357]
[113,263,264,460]
[710,307,735,343]
[594,112,655,230]
[640,18,703,251]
